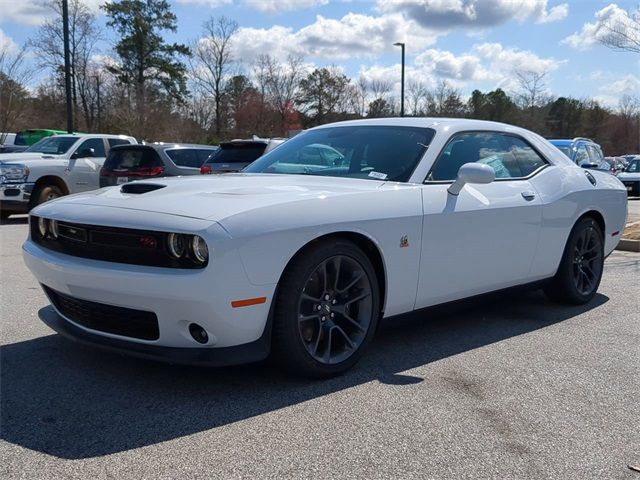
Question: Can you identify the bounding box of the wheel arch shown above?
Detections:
[277,231,388,315]
[33,175,70,196]
[577,209,605,237]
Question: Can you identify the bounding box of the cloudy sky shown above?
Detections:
[1,0,638,107]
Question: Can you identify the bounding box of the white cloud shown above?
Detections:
[562,3,634,50]
[537,3,568,23]
[414,42,564,90]
[244,0,328,14]
[232,12,437,62]
[0,0,104,26]
[377,0,568,29]
[0,28,18,53]
[176,0,232,7]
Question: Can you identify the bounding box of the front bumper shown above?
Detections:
[23,236,276,352]
[39,305,270,367]
[0,182,34,213]
[621,180,640,196]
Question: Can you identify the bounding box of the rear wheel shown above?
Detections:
[30,184,64,209]
[544,217,604,304]
[272,240,380,378]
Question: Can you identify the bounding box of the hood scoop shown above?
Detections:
[120,183,166,194]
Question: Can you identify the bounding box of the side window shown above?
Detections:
[75,138,106,158]
[427,132,523,181]
[166,149,201,168]
[586,145,603,163]
[108,138,132,148]
[196,149,215,165]
[574,145,589,164]
[503,136,547,176]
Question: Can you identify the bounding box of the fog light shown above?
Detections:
[38,217,47,237]
[188,323,209,344]
[190,235,208,264]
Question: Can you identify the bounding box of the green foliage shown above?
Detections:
[298,68,350,126]
[102,0,190,102]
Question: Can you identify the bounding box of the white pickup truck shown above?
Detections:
[0,133,137,219]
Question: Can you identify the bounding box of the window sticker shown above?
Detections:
[368,171,388,180]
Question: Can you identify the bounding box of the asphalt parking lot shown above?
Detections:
[1,210,639,479]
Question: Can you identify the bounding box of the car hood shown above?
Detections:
[45,174,389,221]
[618,172,640,180]
[0,152,62,163]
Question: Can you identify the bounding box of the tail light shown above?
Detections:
[100,166,165,177]
[200,164,212,175]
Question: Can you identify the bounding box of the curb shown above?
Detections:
[616,239,640,252]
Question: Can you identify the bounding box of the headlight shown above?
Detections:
[50,219,59,238]
[190,236,208,264]
[0,164,29,184]
[167,233,187,258]
[37,217,47,237]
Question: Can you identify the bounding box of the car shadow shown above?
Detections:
[0,289,608,459]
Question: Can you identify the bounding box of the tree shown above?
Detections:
[264,54,304,135]
[29,0,100,131]
[367,98,393,118]
[223,74,262,137]
[0,45,31,142]
[102,0,190,137]
[546,97,583,138]
[191,16,238,137]
[407,80,428,116]
[297,67,349,126]
[598,7,640,54]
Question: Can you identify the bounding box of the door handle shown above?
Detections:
[521,191,536,201]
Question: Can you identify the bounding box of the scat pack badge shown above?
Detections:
[400,235,409,248]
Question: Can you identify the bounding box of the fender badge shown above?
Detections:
[400,235,409,248]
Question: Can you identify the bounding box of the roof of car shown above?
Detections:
[51,133,136,139]
[147,142,218,149]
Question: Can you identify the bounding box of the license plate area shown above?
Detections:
[116,176,129,185]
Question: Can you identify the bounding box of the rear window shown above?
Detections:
[103,148,162,170]
[14,132,27,146]
[165,148,212,168]
[108,138,132,148]
[204,143,266,164]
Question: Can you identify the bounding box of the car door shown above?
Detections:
[415,131,547,309]
[164,148,204,176]
[66,138,107,191]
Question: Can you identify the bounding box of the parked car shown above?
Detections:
[14,129,67,146]
[548,137,605,169]
[200,137,285,174]
[0,145,29,153]
[0,134,136,219]
[100,143,218,187]
[617,157,640,196]
[602,156,627,174]
[25,118,627,377]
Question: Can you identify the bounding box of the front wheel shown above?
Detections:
[544,217,604,304]
[272,240,380,378]
[30,184,64,209]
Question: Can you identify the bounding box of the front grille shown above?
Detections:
[30,218,204,269]
[44,285,159,340]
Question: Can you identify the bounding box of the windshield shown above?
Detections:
[554,145,572,158]
[26,136,77,154]
[626,159,640,173]
[245,125,435,182]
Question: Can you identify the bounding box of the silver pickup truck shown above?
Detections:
[0,133,137,219]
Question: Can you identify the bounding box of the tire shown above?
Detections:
[30,184,64,209]
[544,217,604,305]
[272,239,381,378]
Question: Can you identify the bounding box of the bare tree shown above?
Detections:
[0,45,32,143]
[368,78,392,101]
[598,7,640,54]
[346,77,368,117]
[191,16,238,137]
[264,54,304,135]
[29,0,101,130]
[251,54,271,135]
[407,79,428,116]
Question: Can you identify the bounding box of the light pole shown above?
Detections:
[62,0,73,133]
[394,42,405,117]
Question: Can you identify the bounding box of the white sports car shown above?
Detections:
[23,118,628,377]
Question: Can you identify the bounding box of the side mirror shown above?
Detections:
[448,162,495,196]
[72,147,95,159]
[579,160,598,169]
